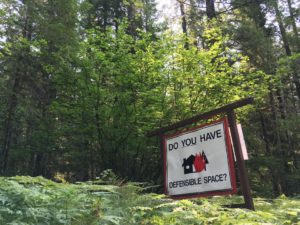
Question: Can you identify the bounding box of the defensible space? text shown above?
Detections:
[169,173,228,189]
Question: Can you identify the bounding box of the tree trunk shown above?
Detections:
[206,0,216,20]
[33,153,44,176]
[127,1,136,37]
[286,0,300,52]
[1,75,21,174]
[259,112,271,155]
[178,1,189,49]
[274,0,300,99]
[179,1,188,35]
[93,78,102,179]
[274,0,291,55]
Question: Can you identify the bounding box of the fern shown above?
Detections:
[0,176,299,225]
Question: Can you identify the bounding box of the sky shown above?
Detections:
[156,0,178,18]
[155,0,180,30]
[156,0,173,10]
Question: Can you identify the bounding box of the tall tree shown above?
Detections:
[0,0,35,174]
[0,0,79,176]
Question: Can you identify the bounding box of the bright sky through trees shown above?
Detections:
[156,0,180,30]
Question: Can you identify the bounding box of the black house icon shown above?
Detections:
[182,155,195,174]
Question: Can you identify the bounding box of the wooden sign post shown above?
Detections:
[147,97,255,210]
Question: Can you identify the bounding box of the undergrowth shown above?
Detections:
[0,176,299,224]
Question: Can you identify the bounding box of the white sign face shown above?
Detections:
[164,118,236,198]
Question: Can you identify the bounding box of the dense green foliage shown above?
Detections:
[0,0,299,198]
[0,176,299,224]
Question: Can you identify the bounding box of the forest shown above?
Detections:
[0,0,300,223]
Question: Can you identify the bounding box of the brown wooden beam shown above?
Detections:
[227,109,255,210]
[147,97,254,137]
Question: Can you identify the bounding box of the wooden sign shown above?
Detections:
[148,98,255,210]
[164,118,236,198]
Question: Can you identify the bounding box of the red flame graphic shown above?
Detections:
[194,153,206,172]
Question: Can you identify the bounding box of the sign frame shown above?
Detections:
[163,117,237,199]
